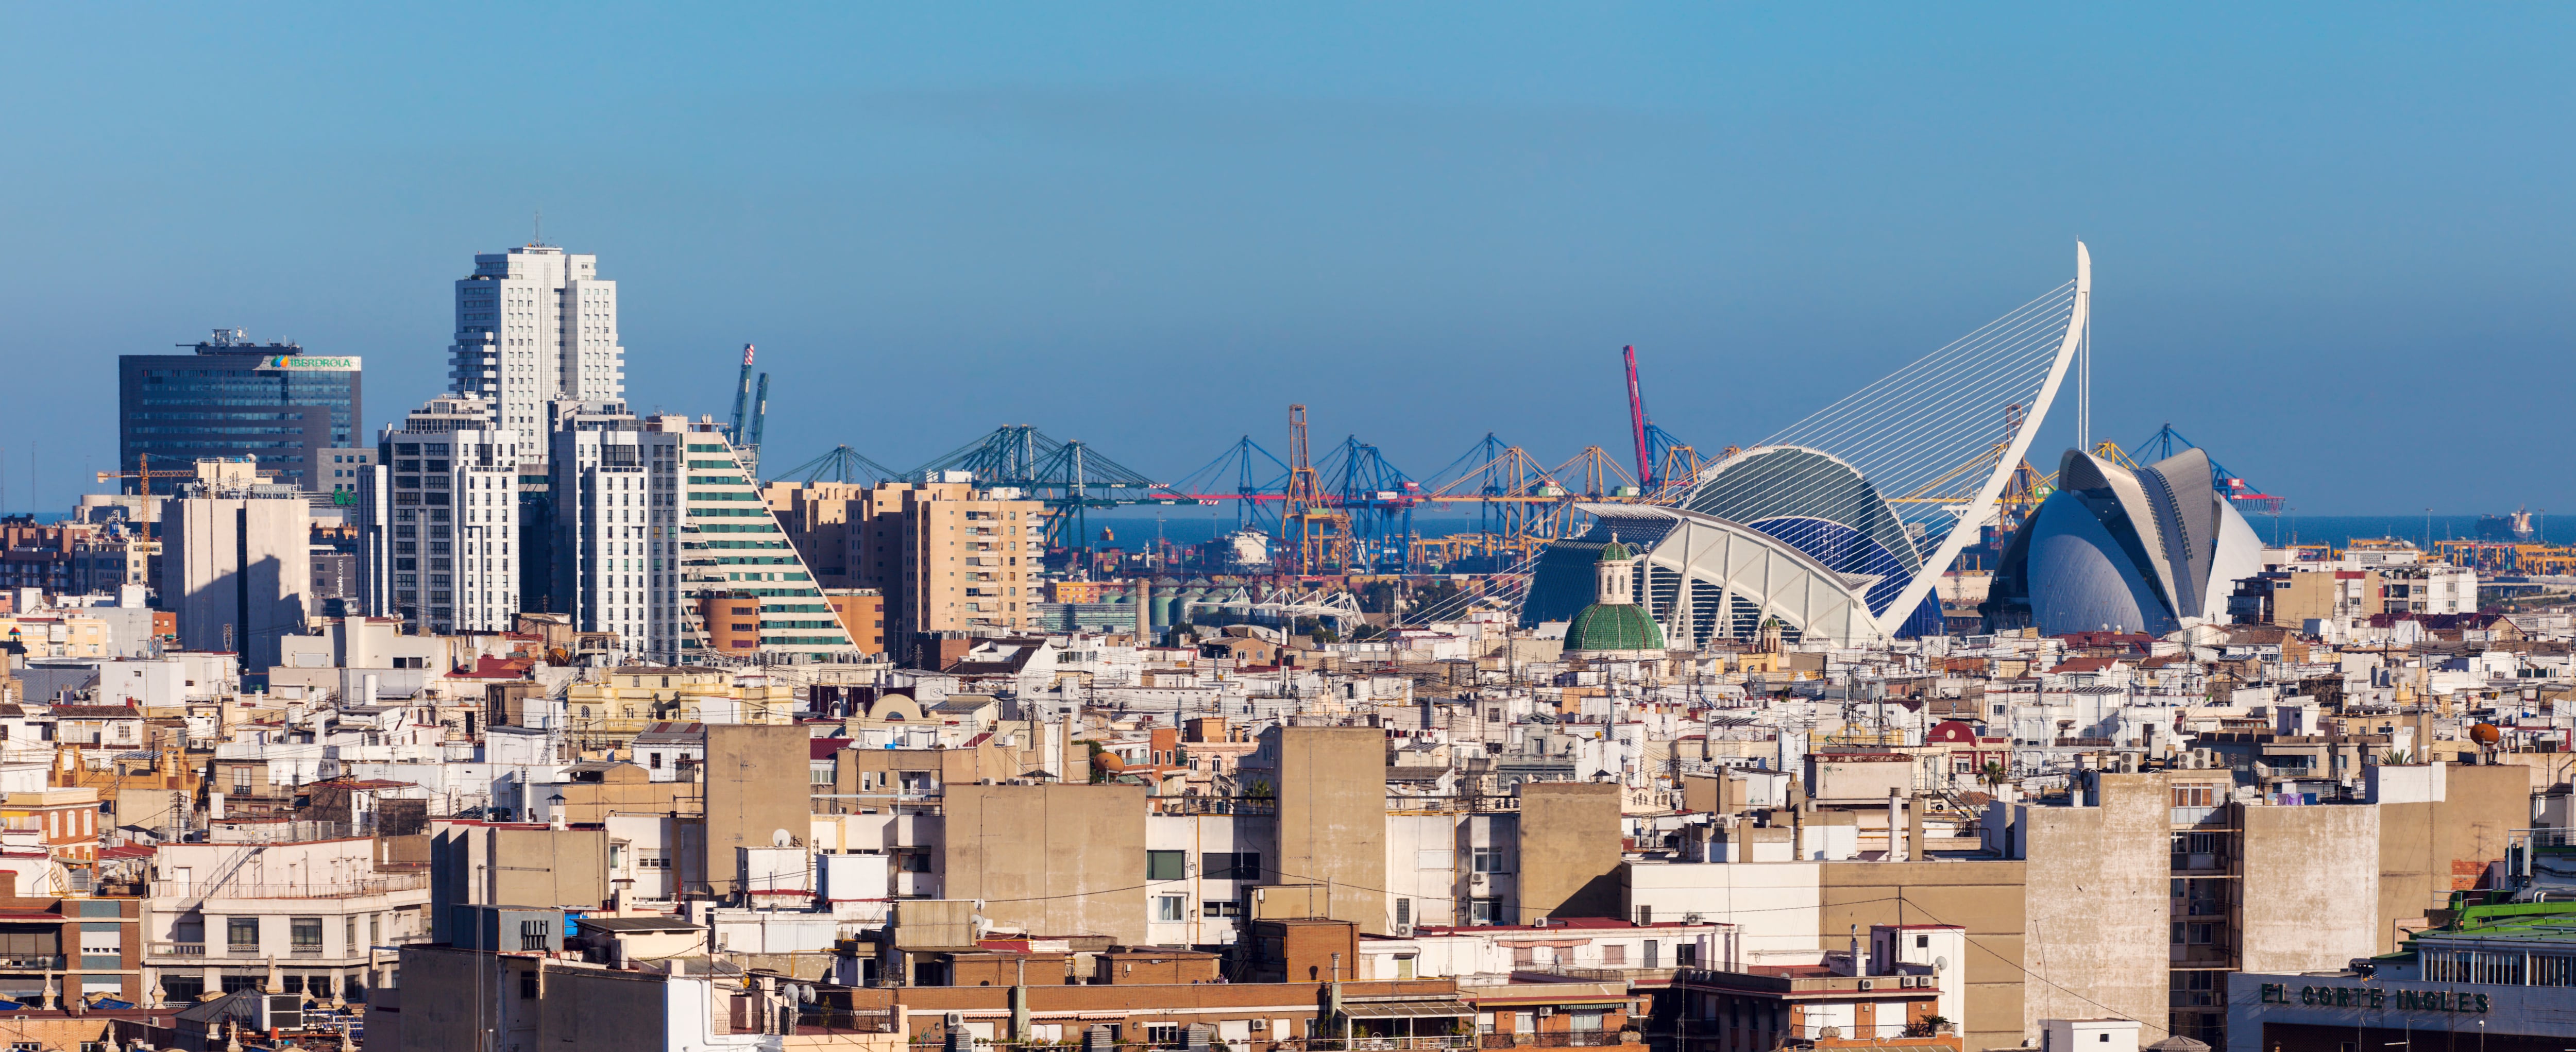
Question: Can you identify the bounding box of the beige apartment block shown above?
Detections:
[764,479,1047,652]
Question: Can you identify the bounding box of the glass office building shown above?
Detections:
[117,329,363,495]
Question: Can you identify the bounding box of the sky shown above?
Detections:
[1,5,2569,516]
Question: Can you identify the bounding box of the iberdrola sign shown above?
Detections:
[256,355,360,370]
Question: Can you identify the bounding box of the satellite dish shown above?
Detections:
[1934,956,1949,971]
[772,828,795,848]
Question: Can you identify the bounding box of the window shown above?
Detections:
[520,971,537,998]
[1472,847,1509,873]
[520,919,550,951]
[1513,946,1535,965]
[228,917,259,950]
[1395,898,1411,927]
[1155,896,1186,923]
[1146,851,1187,881]
[1601,944,1625,965]
[1146,1024,1182,1046]
[1674,942,1697,967]
[1201,852,1261,880]
[1470,898,1504,925]
[291,917,322,954]
[1202,901,1241,918]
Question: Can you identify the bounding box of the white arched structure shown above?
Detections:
[1576,502,1883,647]
[1859,242,2089,638]
[1522,243,2093,646]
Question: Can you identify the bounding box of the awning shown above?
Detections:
[1342,999,1475,1020]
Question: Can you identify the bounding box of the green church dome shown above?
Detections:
[1598,538,1633,561]
[1565,601,1664,653]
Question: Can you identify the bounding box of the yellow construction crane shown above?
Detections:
[93,452,165,496]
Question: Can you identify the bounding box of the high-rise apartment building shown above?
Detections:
[764,477,1047,654]
[548,407,683,659]
[161,459,312,671]
[447,245,623,435]
[354,395,524,633]
[534,411,853,663]
[119,330,362,495]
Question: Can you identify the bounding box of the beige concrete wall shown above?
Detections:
[1681,774,1719,816]
[2376,762,2528,953]
[1275,726,1389,933]
[2019,773,2171,1042]
[1818,860,2028,1052]
[942,783,1147,943]
[490,827,612,910]
[1517,782,1624,921]
[2239,804,2379,974]
[703,724,811,897]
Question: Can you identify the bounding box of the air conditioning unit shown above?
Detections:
[1857,980,1874,991]
[1393,924,1414,938]
[1470,873,1489,887]
[1537,1007,1555,1017]
[945,1012,967,1028]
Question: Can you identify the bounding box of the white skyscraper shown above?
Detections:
[550,409,684,659]
[355,394,524,634]
[448,244,624,434]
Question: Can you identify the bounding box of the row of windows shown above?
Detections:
[2422,948,2576,986]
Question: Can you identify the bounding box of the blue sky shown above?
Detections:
[2,5,2569,515]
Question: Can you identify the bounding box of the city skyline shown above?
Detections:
[4,6,2572,516]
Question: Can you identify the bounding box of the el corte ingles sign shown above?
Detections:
[2258,983,2490,1014]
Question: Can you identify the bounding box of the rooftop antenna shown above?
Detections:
[533,208,544,247]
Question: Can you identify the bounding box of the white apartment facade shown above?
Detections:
[356,395,524,633]
[144,837,430,1002]
[448,244,623,436]
[550,414,684,660]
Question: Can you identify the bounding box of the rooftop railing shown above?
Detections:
[151,873,429,900]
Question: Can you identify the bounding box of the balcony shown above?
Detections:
[1530,1033,1622,1047]
[152,943,205,957]
[152,873,428,900]
[0,956,63,971]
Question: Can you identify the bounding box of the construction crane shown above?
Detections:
[726,345,756,442]
[94,453,161,497]
[1281,405,1350,575]
[766,445,905,486]
[722,344,771,477]
[904,425,1168,550]
[1625,346,1653,489]
[1622,345,1705,501]
[1318,436,1419,572]
[1160,436,1291,532]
